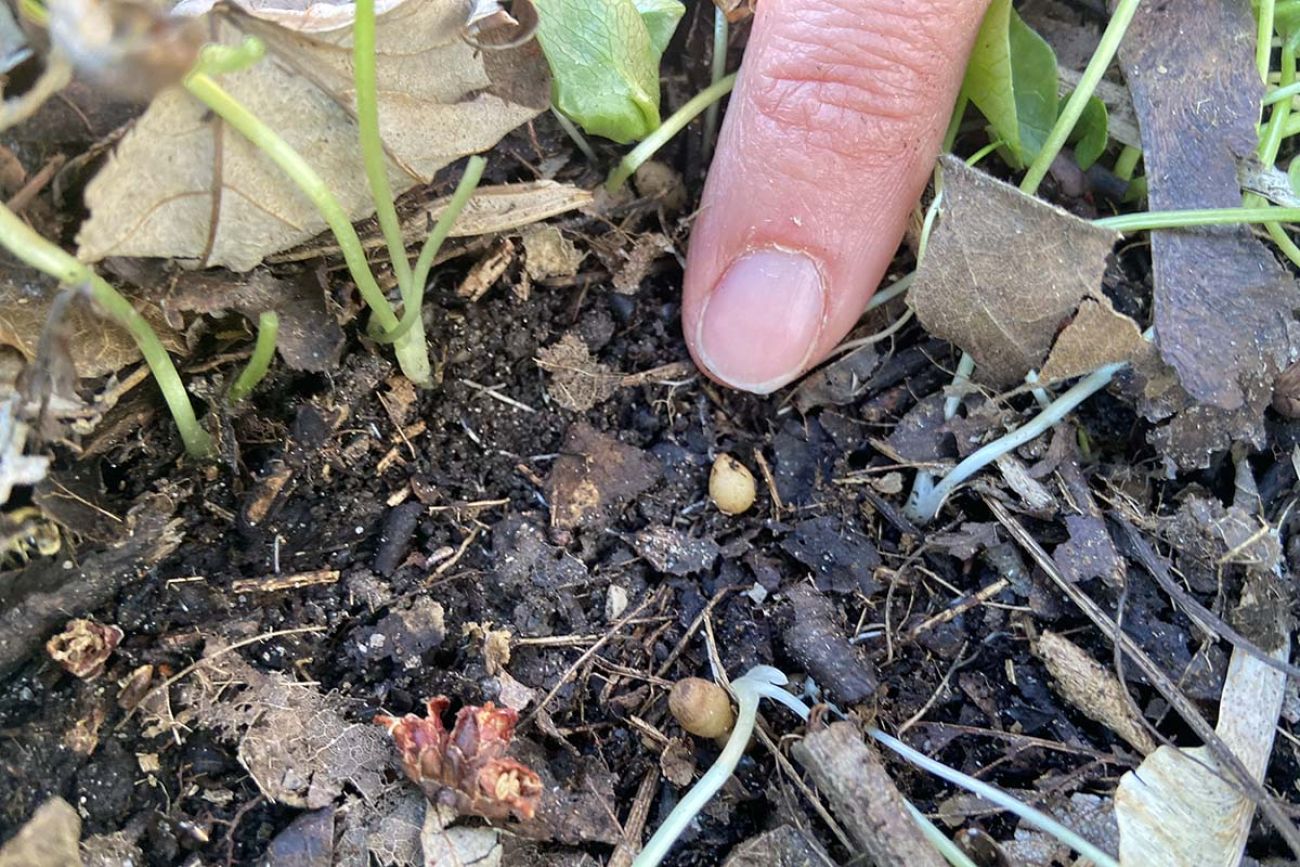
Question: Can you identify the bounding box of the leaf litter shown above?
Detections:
[78,0,551,270]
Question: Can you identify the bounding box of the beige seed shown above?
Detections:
[669,677,736,739]
[709,454,756,515]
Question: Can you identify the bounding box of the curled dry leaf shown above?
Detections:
[79,0,551,270]
[46,617,123,679]
[376,696,543,822]
[908,157,1138,388]
[1035,631,1156,754]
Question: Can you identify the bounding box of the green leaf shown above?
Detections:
[533,0,684,144]
[962,0,1059,167]
[1068,95,1108,170]
[634,0,684,57]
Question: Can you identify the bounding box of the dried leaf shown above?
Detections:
[457,238,515,302]
[191,646,394,809]
[536,332,619,411]
[1114,618,1288,865]
[909,157,1134,388]
[0,268,181,379]
[612,232,672,294]
[521,225,583,281]
[1036,631,1156,754]
[1118,0,1300,411]
[1038,297,1147,384]
[165,270,344,372]
[630,525,719,576]
[79,0,550,270]
[547,422,660,531]
[421,802,502,867]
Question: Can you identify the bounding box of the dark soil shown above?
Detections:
[3,2,1300,866]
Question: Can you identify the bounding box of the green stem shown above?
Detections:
[228,311,279,403]
[1112,144,1142,182]
[372,155,486,344]
[184,69,431,384]
[702,5,728,159]
[0,204,211,457]
[943,91,969,153]
[1265,79,1300,105]
[1260,43,1296,165]
[354,0,413,292]
[1020,0,1143,195]
[1260,0,1278,82]
[607,73,737,192]
[1093,205,1300,231]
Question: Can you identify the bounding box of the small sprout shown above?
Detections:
[46,618,123,680]
[709,453,755,515]
[668,677,734,739]
[376,696,542,822]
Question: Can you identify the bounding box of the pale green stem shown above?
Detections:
[372,155,486,345]
[552,107,598,164]
[942,91,969,153]
[184,69,430,385]
[907,361,1126,523]
[354,0,413,292]
[1260,0,1278,82]
[1265,79,1300,104]
[607,73,737,192]
[1020,0,1143,195]
[869,728,1120,867]
[0,203,211,457]
[702,6,728,159]
[228,311,278,403]
[1094,205,1300,231]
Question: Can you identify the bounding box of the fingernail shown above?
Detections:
[695,249,825,393]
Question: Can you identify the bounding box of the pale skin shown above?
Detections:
[683,0,993,393]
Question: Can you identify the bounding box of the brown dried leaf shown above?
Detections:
[78,0,550,270]
[1038,296,1147,384]
[1118,0,1300,413]
[547,422,660,531]
[165,269,344,372]
[536,332,619,411]
[521,225,583,281]
[0,269,181,379]
[457,238,515,302]
[1036,631,1156,754]
[908,157,1132,388]
[612,232,672,294]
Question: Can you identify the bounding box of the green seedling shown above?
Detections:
[606,73,736,191]
[182,0,485,388]
[228,311,279,404]
[532,0,684,143]
[0,203,212,458]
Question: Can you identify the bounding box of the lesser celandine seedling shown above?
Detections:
[182,0,486,388]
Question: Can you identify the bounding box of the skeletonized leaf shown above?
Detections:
[78,0,550,271]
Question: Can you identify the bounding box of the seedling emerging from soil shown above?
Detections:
[227,311,279,404]
[182,0,487,387]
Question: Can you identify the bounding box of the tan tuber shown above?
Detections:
[709,454,756,515]
[668,677,735,739]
